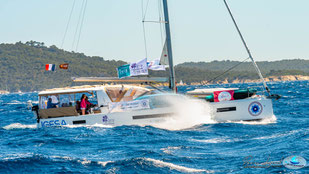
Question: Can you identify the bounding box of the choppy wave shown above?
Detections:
[191,138,240,144]
[0,81,308,173]
[3,123,37,130]
[142,158,211,173]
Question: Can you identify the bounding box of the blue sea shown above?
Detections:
[0,81,308,173]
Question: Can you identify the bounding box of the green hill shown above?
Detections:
[178,59,309,73]
[0,41,308,92]
[0,41,125,92]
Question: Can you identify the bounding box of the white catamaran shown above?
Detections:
[32,0,279,128]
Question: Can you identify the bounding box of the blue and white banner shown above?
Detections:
[129,58,148,76]
[108,99,150,112]
[117,58,149,78]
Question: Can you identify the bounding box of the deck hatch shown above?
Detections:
[73,120,86,124]
[217,107,236,112]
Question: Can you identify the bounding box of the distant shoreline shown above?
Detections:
[187,75,309,86]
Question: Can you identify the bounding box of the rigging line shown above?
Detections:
[75,0,88,51]
[223,0,270,95]
[142,0,150,21]
[208,57,250,83]
[158,0,164,47]
[61,0,76,49]
[72,0,86,51]
[141,0,149,58]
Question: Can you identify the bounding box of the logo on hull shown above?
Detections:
[41,120,67,127]
[248,101,263,116]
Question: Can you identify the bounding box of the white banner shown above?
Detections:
[148,59,166,71]
[130,58,148,76]
[108,99,150,112]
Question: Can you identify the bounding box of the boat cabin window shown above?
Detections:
[39,91,98,109]
[105,87,150,102]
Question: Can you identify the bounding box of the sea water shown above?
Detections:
[0,81,308,173]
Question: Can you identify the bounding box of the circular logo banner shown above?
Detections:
[218,91,232,102]
[248,101,263,116]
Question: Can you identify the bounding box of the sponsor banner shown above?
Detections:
[117,58,149,78]
[148,59,166,71]
[117,64,131,78]
[129,58,148,76]
[214,90,234,102]
[108,99,150,112]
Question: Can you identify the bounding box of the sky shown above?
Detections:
[0,0,308,64]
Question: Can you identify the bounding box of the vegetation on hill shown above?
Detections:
[0,41,308,92]
[0,41,125,92]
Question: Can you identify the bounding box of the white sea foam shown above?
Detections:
[63,123,114,129]
[50,155,73,161]
[97,161,113,167]
[151,95,216,130]
[228,115,277,125]
[2,153,34,160]
[5,100,23,105]
[78,159,91,165]
[191,138,235,144]
[3,123,37,130]
[252,129,301,140]
[161,146,181,154]
[143,157,211,173]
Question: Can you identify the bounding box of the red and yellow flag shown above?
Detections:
[59,63,69,69]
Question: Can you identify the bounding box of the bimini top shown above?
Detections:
[38,84,151,96]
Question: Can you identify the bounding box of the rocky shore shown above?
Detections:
[0,90,9,94]
[188,75,309,85]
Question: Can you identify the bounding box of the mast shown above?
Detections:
[223,0,271,96]
[162,0,176,92]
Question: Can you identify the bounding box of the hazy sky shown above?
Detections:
[0,0,308,64]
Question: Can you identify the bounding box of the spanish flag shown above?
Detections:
[59,63,69,69]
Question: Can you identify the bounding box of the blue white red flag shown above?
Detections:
[45,64,55,71]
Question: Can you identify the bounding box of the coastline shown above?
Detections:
[188,75,309,85]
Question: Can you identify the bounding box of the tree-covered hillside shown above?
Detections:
[0,41,125,92]
[0,41,308,92]
[178,59,309,73]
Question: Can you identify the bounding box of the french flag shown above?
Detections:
[45,64,55,71]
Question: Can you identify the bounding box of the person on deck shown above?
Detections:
[47,98,58,109]
[80,94,92,115]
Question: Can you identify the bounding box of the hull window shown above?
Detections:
[132,113,173,120]
[73,120,86,124]
[217,107,236,112]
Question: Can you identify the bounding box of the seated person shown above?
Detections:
[76,100,81,114]
[47,98,58,109]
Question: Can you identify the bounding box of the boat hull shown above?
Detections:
[38,107,173,128]
[37,97,274,128]
[210,97,273,122]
